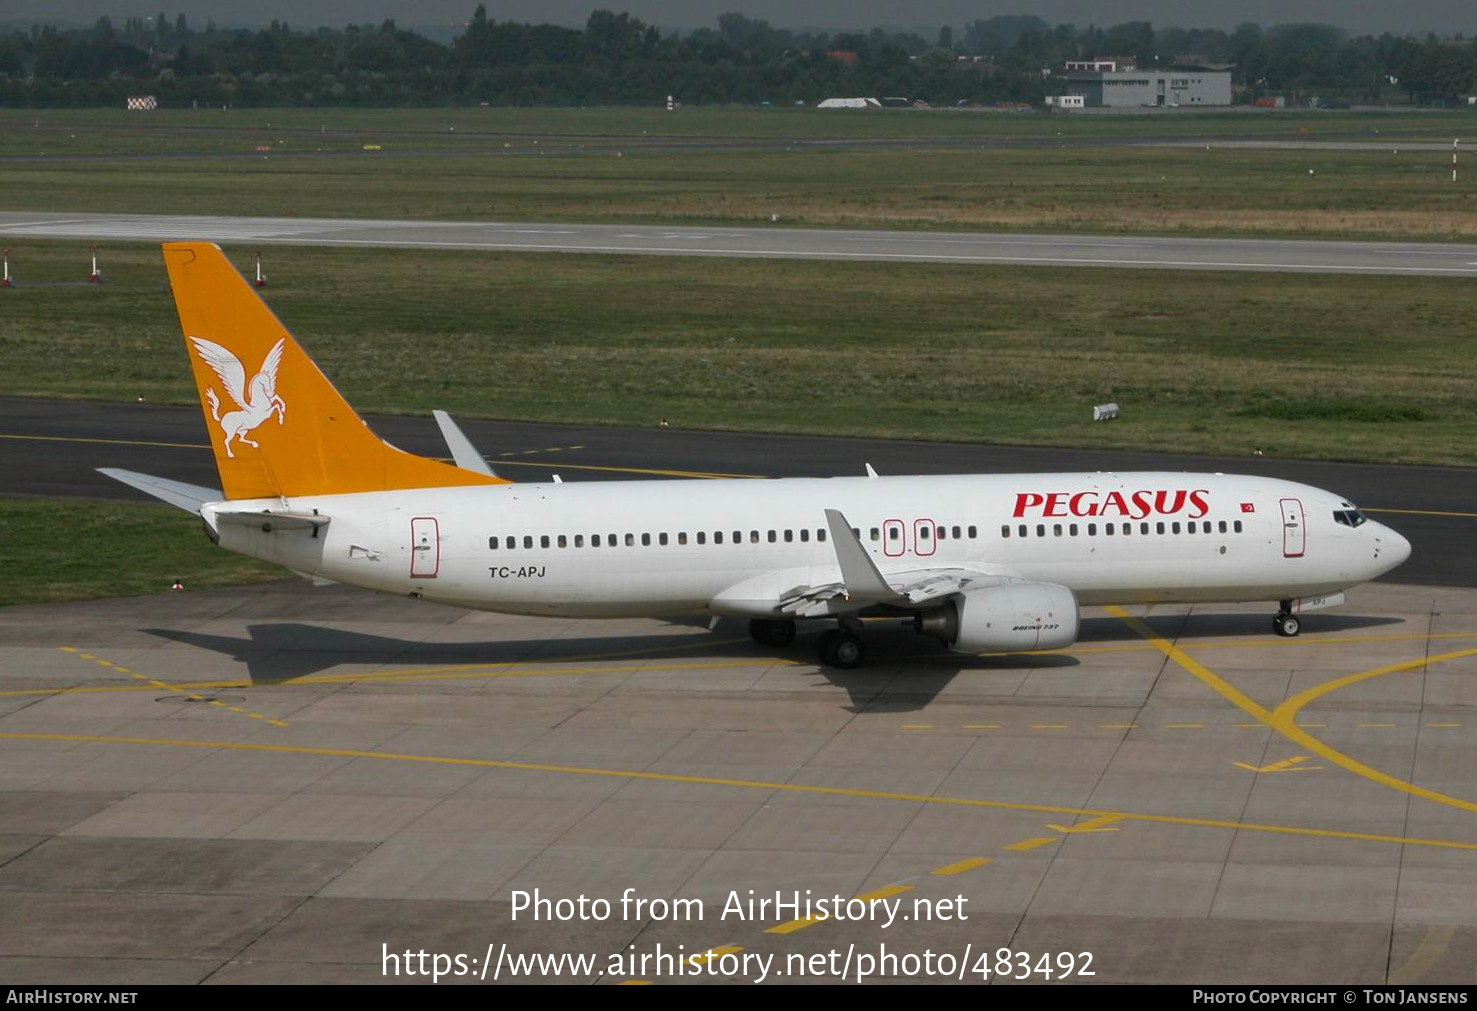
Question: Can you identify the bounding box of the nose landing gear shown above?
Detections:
[1273,600,1301,637]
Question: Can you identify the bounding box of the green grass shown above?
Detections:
[5,106,1475,149]
[4,107,1477,239]
[0,497,286,607]
[1,241,1474,466]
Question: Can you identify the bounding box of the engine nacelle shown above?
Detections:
[914,581,1079,653]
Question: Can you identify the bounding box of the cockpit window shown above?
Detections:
[1333,509,1368,528]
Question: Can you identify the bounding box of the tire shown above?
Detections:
[820,630,866,669]
[1273,613,1300,638]
[749,618,796,648]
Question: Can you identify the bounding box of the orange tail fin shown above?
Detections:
[163,242,509,500]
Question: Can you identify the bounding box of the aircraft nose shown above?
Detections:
[1378,524,1411,571]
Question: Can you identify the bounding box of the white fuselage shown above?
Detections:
[205,471,1411,619]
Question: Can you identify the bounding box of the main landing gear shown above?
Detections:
[748,618,796,648]
[1273,600,1301,638]
[817,628,866,669]
[747,617,867,669]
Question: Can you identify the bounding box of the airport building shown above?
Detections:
[1048,61,1233,108]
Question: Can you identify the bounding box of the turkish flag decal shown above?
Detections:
[1241,502,1256,513]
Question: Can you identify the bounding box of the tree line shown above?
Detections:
[0,8,1474,108]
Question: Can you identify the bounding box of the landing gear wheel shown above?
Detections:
[749,618,796,648]
[1273,612,1301,637]
[819,629,866,669]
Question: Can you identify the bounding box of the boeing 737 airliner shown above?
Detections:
[105,243,1411,669]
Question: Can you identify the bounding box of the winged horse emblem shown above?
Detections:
[189,336,287,458]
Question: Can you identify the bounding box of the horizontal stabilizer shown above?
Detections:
[432,410,497,477]
[98,468,222,513]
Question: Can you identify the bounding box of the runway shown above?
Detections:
[2,395,1474,588]
[2,575,1474,982]
[4,211,1477,276]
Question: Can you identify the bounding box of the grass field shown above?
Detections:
[0,497,285,607]
[5,106,1476,149]
[1,241,1473,466]
[4,107,1477,239]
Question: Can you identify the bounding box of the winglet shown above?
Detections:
[823,508,900,604]
[865,463,878,479]
[432,410,497,477]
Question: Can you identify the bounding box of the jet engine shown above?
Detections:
[914,581,1079,653]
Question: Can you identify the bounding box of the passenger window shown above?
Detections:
[1088,523,1096,536]
[783,530,793,543]
[1037,524,1045,537]
[1172,522,1180,535]
[489,537,498,550]
[1053,524,1062,537]
[1001,525,1011,538]
[540,535,550,548]
[953,526,962,539]
[1234,520,1243,533]
[659,532,669,546]
[1123,523,1131,537]
[678,532,688,545]
[920,526,931,541]
[818,529,827,542]
[1156,522,1166,535]
[1187,522,1196,534]
[1018,524,1027,537]
[523,536,533,549]
[1106,523,1114,535]
[1141,522,1150,535]
[697,532,706,545]
[1219,521,1227,533]
[574,534,584,548]
[871,528,880,541]
[558,535,567,548]
[505,536,515,549]
[641,533,650,546]
[967,526,977,538]
[800,529,809,543]
[592,534,601,547]
[1070,524,1079,536]
[733,531,741,544]
[751,531,759,544]
[714,532,723,544]
[768,530,777,543]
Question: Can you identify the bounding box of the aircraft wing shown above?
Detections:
[764,509,1017,617]
[774,566,1011,617]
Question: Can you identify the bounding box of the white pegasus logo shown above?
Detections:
[190,336,287,458]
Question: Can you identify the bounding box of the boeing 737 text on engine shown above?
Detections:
[103,243,1412,669]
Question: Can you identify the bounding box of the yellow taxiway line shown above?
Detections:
[1107,605,1477,817]
[3,730,1475,853]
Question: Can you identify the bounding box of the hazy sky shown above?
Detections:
[8,0,1476,37]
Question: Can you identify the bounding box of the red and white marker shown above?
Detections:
[254,250,266,288]
[88,245,101,283]
[1,248,11,288]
